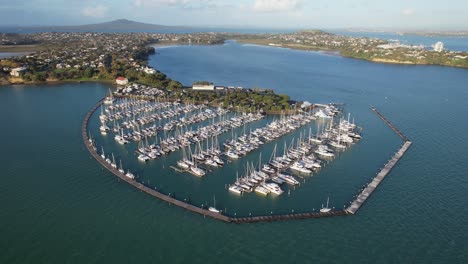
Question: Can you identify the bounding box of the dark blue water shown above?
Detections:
[1,41,467,263]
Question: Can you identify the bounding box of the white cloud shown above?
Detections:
[82,5,108,17]
[253,0,302,12]
[402,8,415,16]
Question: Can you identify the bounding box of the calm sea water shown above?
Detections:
[0,52,31,59]
[1,42,467,263]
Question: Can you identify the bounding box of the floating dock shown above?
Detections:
[83,99,411,223]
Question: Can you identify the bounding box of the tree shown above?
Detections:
[167,80,183,91]
[193,81,212,85]
[83,68,94,78]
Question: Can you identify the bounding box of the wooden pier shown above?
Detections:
[83,99,411,223]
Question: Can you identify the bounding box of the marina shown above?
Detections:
[84,94,411,223]
[3,31,465,262]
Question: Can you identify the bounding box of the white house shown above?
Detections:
[10,67,27,77]
[143,66,156,74]
[116,77,129,85]
[192,84,215,91]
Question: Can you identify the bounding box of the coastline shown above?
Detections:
[234,38,468,69]
[0,77,115,86]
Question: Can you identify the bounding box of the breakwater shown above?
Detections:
[346,107,412,214]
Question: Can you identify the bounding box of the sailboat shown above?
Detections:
[100,146,106,160]
[104,88,115,105]
[111,153,117,168]
[118,160,125,174]
[208,196,221,213]
[320,197,332,213]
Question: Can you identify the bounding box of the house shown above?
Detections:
[10,67,27,77]
[116,77,129,85]
[192,84,214,91]
[143,66,156,74]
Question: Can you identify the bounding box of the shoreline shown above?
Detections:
[234,39,468,69]
[0,77,114,87]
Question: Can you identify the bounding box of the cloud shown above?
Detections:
[133,0,218,9]
[402,8,415,16]
[82,5,108,17]
[253,0,302,12]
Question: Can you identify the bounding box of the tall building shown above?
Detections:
[433,41,444,52]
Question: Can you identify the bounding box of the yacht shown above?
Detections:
[118,160,125,174]
[315,146,335,158]
[138,154,150,162]
[265,183,283,195]
[320,197,332,213]
[205,158,219,167]
[314,110,332,119]
[290,161,313,174]
[262,164,276,174]
[329,140,347,149]
[125,170,135,180]
[190,166,206,177]
[228,185,243,195]
[104,90,115,105]
[225,150,240,159]
[100,147,106,160]
[208,196,221,213]
[271,176,285,185]
[255,185,270,196]
[99,124,110,134]
[176,160,190,169]
[278,173,300,185]
[213,156,224,166]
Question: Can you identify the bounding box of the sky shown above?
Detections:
[0,0,467,30]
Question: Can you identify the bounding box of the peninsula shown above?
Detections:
[2,22,467,104]
[232,31,468,68]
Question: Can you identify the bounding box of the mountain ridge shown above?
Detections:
[9,19,191,33]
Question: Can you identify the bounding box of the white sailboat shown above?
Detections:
[208,196,221,213]
[118,160,125,174]
[104,88,115,105]
[320,197,332,213]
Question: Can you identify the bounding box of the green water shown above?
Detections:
[1,42,467,263]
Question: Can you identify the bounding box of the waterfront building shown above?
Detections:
[116,77,129,85]
[433,42,444,52]
[10,67,27,77]
[192,84,215,91]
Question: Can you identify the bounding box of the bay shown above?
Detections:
[0,41,467,263]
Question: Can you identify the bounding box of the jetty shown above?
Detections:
[83,98,411,223]
[346,107,412,214]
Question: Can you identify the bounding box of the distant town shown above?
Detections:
[233,31,468,68]
[1,29,467,106]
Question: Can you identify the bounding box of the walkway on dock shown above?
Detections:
[346,141,412,214]
[83,99,411,223]
[346,107,412,214]
[371,107,409,141]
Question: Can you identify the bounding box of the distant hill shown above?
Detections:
[6,19,191,33]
